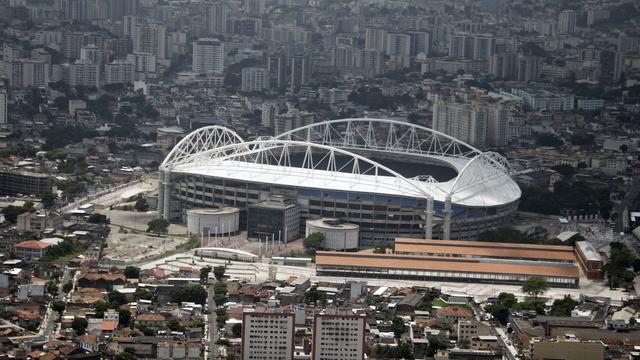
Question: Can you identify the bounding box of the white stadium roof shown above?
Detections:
[161,119,521,208]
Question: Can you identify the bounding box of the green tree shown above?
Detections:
[170,285,208,305]
[108,291,128,308]
[522,277,550,300]
[94,300,109,318]
[47,282,58,297]
[134,288,153,301]
[147,218,170,235]
[549,295,578,317]
[135,198,149,212]
[87,213,110,224]
[62,281,73,293]
[72,317,89,335]
[486,303,510,325]
[200,266,212,284]
[215,308,228,328]
[124,266,140,279]
[478,227,525,243]
[52,300,66,315]
[498,292,518,308]
[167,318,184,331]
[303,233,325,255]
[41,192,58,208]
[119,309,132,327]
[213,265,225,281]
[391,316,405,338]
[231,323,242,338]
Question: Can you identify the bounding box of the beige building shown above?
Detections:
[532,340,604,360]
[312,311,366,360]
[242,309,295,360]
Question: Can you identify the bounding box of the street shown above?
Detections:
[206,278,218,360]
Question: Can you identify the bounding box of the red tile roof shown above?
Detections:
[16,240,51,250]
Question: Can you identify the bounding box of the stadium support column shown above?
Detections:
[443,195,452,240]
[158,170,164,217]
[425,196,434,240]
[160,169,172,220]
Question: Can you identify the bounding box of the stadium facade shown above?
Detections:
[158,119,521,245]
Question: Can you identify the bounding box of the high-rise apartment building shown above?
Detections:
[4,60,50,88]
[432,100,487,147]
[133,23,166,59]
[408,31,431,56]
[68,60,100,87]
[312,311,366,360]
[241,309,295,360]
[243,0,265,17]
[364,28,387,51]
[268,51,286,88]
[207,2,228,35]
[192,38,224,74]
[261,102,277,127]
[0,88,7,124]
[105,60,134,84]
[63,31,85,60]
[558,10,577,35]
[241,67,270,92]
[290,54,311,88]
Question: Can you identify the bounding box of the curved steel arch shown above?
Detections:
[161,125,245,169]
[273,118,483,160]
[171,138,438,200]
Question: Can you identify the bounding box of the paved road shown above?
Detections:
[206,279,218,360]
[40,267,73,341]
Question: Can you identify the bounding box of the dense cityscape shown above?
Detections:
[0,0,639,358]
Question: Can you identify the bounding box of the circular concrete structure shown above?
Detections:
[306,218,359,250]
[186,207,240,236]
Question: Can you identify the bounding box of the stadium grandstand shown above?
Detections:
[158,119,521,245]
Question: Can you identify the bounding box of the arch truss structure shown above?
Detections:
[274,118,483,161]
[158,119,521,240]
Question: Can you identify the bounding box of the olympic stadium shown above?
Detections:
[158,118,521,245]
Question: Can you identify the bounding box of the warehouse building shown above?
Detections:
[314,238,582,288]
[394,238,576,263]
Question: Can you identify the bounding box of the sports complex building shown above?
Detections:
[316,239,581,288]
[158,119,521,245]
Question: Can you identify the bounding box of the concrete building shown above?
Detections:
[273,107,314,135]
[575,241,604,280]
[241,67,270,92]
[247,196,300,242]
[15,240,51,263]
[0,88,6,124]
[532,340,604,360]
[186,207,240,236]
[305,218,359,251]
[243,0,265,17]
[4,60,50,88]
[316,247,580,288]
[133,22,166,59]
[68,60,100,87]
[290,54,311,88]
[241,309,295,360]
[432,100,488,147]
[206,2,227,35]
[261,102,277,127]
[105,60,134,84]
[365,28,387,51]
[312,310,366,360]
[16,211,63,234]
[192,38,224,74]
[0,169,53,196]
[558,10,577,35]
